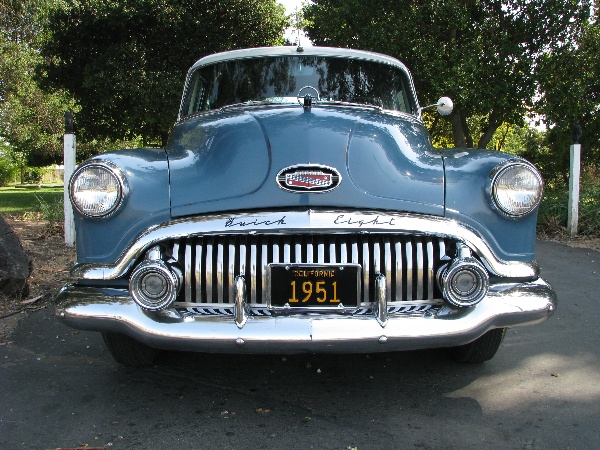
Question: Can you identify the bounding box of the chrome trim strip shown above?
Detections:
[72,210,539,280]
[375,273,388,327]
[234,275,249,329]
[55,278,556,354]
[172,299,443,310]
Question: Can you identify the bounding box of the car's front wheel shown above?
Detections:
[102,332,159,367]
[448,328,507,363]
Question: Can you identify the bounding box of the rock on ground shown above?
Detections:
[0,215,31,299]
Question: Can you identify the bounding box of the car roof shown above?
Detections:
[189,46,412,74]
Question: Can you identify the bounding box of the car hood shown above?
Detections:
[166,105,444,218]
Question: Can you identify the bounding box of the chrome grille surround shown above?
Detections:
[71,210,540,282]
[167,233,452,308]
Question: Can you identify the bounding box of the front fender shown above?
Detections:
[443,150,538,262]
[74,148,171,264]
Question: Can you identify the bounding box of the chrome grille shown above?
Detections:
[168,234,453,305]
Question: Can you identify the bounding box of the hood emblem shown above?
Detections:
[276,164,341,193]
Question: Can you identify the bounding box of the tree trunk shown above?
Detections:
[459,110,474,148]
[161,131,170,148]
[449,111,467,148]
[477,107,502,149]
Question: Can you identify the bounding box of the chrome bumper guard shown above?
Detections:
[55,278,556,354]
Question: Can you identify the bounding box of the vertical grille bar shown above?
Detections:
[362,239,370,302]
[405,240,413,300]
[261,241,268,304]
[317,239,325,264]
[384,239,392,300]
[239,241,247,283]
[373,238,381,274]
[195,240,203,302]
[217,241,224,303]
[284,242,291,263]
[395,240,403,301]
[415,238,424,300]
[273,238,280,264]
[340,241,348,264]
[174,234,451,305]
[205,238,213,301]
[228,240,236,304]
[184,241,193,303]
[426,238,434,300]
[250,242,257,303]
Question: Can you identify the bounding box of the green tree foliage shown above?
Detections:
[0,0,76,172]
[303,0,591,149]
[40,0,289,146]
[0,138,17,186]
[536,4,600,180]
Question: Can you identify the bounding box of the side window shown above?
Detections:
[396,89,408,113]
[184,72,208,116]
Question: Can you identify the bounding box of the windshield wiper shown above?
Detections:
[219,100,279,111]
[318,99,383,110]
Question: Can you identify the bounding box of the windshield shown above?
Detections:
[180,55,415,117]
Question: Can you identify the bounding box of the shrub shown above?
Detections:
[35,193,64,236]
[538,173,600,236]
[0,159,17,186]
[24,168,43,184]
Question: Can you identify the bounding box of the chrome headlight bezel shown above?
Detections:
[69,160,128,219]
[489,160,543,218]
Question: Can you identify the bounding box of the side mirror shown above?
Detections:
[436,97,453,116]
[418,97,454,116]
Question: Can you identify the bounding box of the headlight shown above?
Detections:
[490,161,543,217]
[69,162,127,218]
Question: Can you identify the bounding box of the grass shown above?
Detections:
[0,186,64,214]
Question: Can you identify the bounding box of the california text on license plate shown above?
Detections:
[269,264,361,308]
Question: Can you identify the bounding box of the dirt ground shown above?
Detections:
[1,217,599,343]
[0,218,76,342]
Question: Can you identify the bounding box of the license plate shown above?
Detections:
[269,264,361,309]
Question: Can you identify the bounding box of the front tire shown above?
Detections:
[102,332,159,367]
[448,328,507,363]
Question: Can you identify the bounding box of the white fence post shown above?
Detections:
[63,112,76,247]
[567,125,582,238]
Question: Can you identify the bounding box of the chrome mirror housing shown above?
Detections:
[418,96,453,116]
[436,97,453,116]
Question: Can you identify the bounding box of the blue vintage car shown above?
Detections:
[55,46,556,366]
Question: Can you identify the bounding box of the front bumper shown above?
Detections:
[55,278,556,354]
